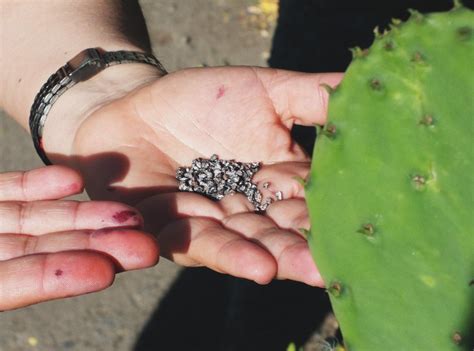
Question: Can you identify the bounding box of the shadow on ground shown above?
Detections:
[134,269,331,351]
[134,1,473,350]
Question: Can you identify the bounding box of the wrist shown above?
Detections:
[42,62,163,162]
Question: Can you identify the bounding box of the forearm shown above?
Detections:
[0,0,160,156]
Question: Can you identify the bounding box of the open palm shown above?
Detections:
[69,67,342,285]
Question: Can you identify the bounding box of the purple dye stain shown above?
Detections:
[216,85,226,99]
[55,269,63,277]
[112,210,138,224]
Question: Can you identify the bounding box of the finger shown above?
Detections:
[265,198,310,232]
[0,166,84,202]
[218,193,253,215]
[137,192,226,234]
[254,161,310,201]
[256,68,343,126]
[216,161,309,216]
[0,228,159,270]
[0,251,115,311]
[157,217,277,284]
[222,212,322,286]
[0,200,143,235]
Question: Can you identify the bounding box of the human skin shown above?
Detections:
[0,1,342,289]
[0,165,159,311]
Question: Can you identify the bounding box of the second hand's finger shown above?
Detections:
[0,251,115,311]
[0,228,159,270]
[0,200,143,235]
[0,166,84,202]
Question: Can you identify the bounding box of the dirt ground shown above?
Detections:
[0,1,335,351]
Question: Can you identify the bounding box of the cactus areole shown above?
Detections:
[306,5,474,351]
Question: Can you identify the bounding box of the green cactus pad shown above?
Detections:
[306,6,474,351]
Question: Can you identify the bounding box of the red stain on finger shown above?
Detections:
[55,269,63,277]
[216,85,226,99]
[112,210,139,224]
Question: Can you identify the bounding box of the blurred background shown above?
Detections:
[1,1,470,350]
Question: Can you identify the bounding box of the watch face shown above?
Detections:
[67,48,105,82]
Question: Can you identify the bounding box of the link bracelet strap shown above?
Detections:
[29,48,167,165]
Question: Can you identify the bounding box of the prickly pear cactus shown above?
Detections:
[306,4,474,351]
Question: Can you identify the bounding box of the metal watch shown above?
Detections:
[29,48,167,165]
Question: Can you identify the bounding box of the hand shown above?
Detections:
[0,165,159,311]
[45,66,342,286]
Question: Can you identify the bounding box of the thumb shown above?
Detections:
[256,68,343,127]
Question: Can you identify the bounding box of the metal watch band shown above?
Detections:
[29,48,167,165]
